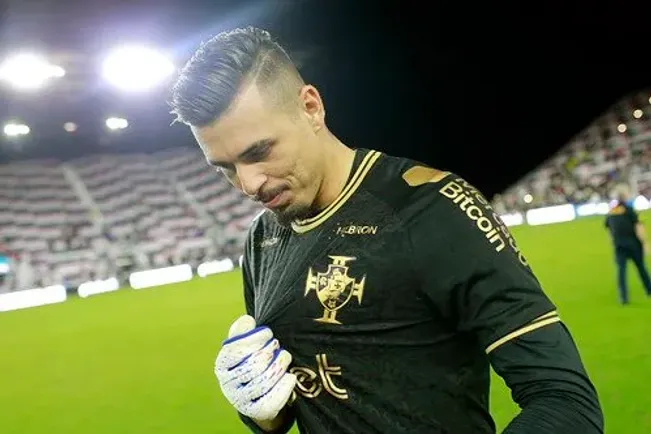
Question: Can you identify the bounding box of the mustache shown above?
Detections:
[254,186,288,203]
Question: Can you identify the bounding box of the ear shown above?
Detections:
[299,84,325,132]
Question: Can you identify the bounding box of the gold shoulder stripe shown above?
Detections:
[531,310,558,323]
[291,150,381,234]
[401,166,450,187]
[485,311,561,354]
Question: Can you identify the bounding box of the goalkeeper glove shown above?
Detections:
[214,315,296,421]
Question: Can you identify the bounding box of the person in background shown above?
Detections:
[605,183,651,304]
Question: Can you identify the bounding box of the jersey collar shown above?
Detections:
[291,149,382,234]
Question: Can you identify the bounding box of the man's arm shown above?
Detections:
[404,172,603,433]
[238,278,297,433]
[635,219,646,243]
[628,207,648,252]
[489,320,603,433]
[636,222,648,254]
[238,229,296,434]
[636,222,646,242]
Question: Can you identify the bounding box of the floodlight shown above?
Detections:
[106,117,128,130]
[0,53,65,90]
[102,46,175,92]
[3,123,30,136]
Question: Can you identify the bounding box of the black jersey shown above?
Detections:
[605,200,641,249]
[240,148,557,434]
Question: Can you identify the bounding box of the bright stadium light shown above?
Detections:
[63,122,77,133]
[0,53,65,90]
[102,46,175,92]
[105,117,128,130]
[633,109,643,119]
[3,123,30,137]
[617,123,627,133]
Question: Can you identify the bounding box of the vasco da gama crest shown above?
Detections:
[305,256,366,324]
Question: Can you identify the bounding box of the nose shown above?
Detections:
[235,163,267,197]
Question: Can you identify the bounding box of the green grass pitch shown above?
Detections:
[1,212,650,433]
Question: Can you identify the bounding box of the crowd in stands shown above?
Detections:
[491,95,651,214]
[0,148,261,293]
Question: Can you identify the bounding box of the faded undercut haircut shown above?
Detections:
[169,26,304,127]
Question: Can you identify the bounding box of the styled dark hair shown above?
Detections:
[169,26,303,127]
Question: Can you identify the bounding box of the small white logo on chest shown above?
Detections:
[335,224,378,236]
[260,237,279,248]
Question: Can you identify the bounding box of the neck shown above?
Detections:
[313,135,356,211]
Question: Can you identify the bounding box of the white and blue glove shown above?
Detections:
[214,315,296,421]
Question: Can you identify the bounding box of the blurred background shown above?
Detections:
[0,1,650,433]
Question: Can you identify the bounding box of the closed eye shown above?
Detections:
[240,139,274,164]
[207,138,276,172]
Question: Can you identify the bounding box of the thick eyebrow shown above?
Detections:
[207,138,275,168]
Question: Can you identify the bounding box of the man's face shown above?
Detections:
[191,82,326,227]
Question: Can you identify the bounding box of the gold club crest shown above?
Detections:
[305,256,366,325]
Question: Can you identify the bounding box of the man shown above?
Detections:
[605,183,651,304]
[170,27,603,433]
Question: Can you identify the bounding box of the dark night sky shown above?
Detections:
[0,0,649,198]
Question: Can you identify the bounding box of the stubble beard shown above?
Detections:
[270,202,315,228]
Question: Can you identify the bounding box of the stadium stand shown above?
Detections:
[0,148,263,293]
[491,90,651,213]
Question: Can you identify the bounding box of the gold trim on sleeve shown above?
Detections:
[485,312,561,354]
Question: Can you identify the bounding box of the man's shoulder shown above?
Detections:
[365,151,476,223]
[364,151,452,210]
[607,202,632,216]
[367,155,506,250]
